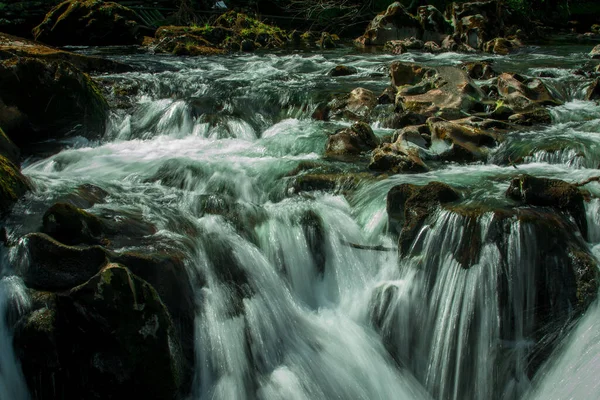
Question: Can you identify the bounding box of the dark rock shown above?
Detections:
[0,126,20,165]
[328,65,358,77]
[382,110,427,129]
[427,117,499,160]
[33,0,143,46]
[384,37,424,54]
[0,32,132,73]
[15,264,186,400]
[423,40,442,53]
[390,62,435,88]
[417,5,453,41]
[508,108,552,126]
[386,182,460,251]
[484,37,523,55]
[590,44,600,59]
[16,232,109,291]
[0,57,108,148]
[299,210,326,276]
[0,155,30,216]
[325,122,379,160]
[369,142,429,174]
[586,78,600,100]
[241,39,255,52]
[357,2,423,46]
[318,32,337,49]
[59,183,109,209]
[506,174,587,238]
[462,61,497,79]
[42,202,107,246]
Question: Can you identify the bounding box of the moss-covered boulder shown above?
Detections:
[0,57,108,148]
[14,264,185,400]
[506,174,587,238]
[0,154,30,216]
[16,232,109,291]
[33,0,144,46]
[325,122,379,160]
[0,32,132,73]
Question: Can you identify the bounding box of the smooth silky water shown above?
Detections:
[2,44,600,399]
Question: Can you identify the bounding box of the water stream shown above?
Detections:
[2,44,600,399]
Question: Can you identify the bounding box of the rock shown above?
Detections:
[16,232,109,291]
[318,32,337,49]
[41,202,156,247]
[386,182,460,250]
[33,0,143,46]
[42,202,106,246]
[289,172,378,195]
[299,210,326,276]
[506,174,587,238]
[58,183,109,209]
[423,40,442,53]
[325,122,379,160]
[450,0,504,50]
[497,73,563,111]
[440,35,459,51]
[417,5,453,42]
[382,110,427,129]
[462,61,497,79]
[390,62,435,88]
[394,64,487,119]
[15,264,186,400]
[590,44,600,59]
[378,86,397,106]
[586,78,600,100]
[393,125,430,148]
[328,65,358,77]
[507,108,552,126]
[484,37,523,55]
[0,57,108,148]
[0,32,131,74]
[0,155,30,215]
[329,87,377,121]
[358,2,423,46]
[427,117,499,160]
[0,126,20,166]
[369,142,429,174]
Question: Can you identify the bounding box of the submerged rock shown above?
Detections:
[33,0,144,46]
[328,65,358,77]
[14,264,185,400]
[0,57,108,148]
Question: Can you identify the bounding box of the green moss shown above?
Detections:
[0,155,29,214]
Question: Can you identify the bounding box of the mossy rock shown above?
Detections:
[33,0,144,46]
[0,154,30,215]
[0,126,19,164]
[0,57,108,148]
[15,264,185,400]
[16,232,109,291]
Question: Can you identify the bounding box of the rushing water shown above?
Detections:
[2,44,600,399]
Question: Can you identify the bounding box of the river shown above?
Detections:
[1,44,600,399]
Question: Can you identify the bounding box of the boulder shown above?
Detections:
[386,182,460,250]
[328,65,358,77]
[14,264,186,400]
[390,62,435,88]
[329,87,377,121]
[507,108,552,126]
[427,117,499,160]
[325,122,379,160]
[58,183,109,209]
[449,0,504,50]
[0,126,20,165]
[41,202,156,247]
[483,37,523,55]
[33,0,144,46]
[586,78,600,100]
[0,154,30,215]
[590,44,600,59]
[16,233,109,291]
[462,60,497,80]
[369,142,429,174]
[318,32,337,49]
[497,73,563,111]
[417,5,453,42]
[506,174,587,238]
[0,57,108,148]
[357,2,423,46]
[0,32,131,73]
[394,64,487,119]
[384,37,424,54]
